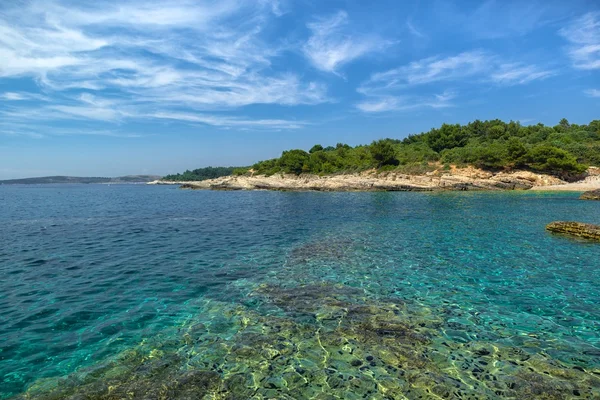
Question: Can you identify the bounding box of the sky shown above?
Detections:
[0,0,599,179]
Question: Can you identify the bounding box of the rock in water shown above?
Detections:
[546,221,600,241]
[581,189,600,200]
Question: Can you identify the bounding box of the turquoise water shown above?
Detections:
[1,185,599,399]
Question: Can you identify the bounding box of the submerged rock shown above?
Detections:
[581,189,600,200]
[14,283,600,399]
[546,221,600,241]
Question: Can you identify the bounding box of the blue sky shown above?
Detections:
[0,0,599,178]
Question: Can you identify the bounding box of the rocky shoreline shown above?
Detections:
[148,167,600,192]
[149,168,569,192]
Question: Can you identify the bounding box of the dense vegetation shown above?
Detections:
[237,119,600,178]
[163,167,240,182]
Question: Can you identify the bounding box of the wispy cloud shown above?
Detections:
[303,11,392,74]
[356,90,456,113]
[357,51,554,113]
[0,0,328,131]
[152,112,306,130]
[434,0,567,39]
[406,20,426,39]
[364,51,489,90]
[490,63,556,85]
[1,92,50,101]
[560,12,600,70]
[359,51,554,93]
[585,89,600,98]
[0,120,143,139]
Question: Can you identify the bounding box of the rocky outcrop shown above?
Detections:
[546,221,600,241]
[147,180,188,185]
[175,168,566,192]
[581,189,600,200]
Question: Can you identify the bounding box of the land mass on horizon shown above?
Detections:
[0,175,161,185]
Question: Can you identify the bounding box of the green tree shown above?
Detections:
[506,137,528,163]
[278,150,310,174]
[426,124,468,152]
[487,125,506,140]
[309,144,324,153]
[369,139,399,167]
[525,145,586,174]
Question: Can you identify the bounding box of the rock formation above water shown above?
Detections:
[170,168,567,192]
[581,189,600,200]
[546,221,600,242]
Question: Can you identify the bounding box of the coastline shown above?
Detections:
[149,167,600,192]
[530,174,600,191]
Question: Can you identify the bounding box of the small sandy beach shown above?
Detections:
[531,175,600,191]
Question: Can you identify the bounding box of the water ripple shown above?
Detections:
[0,185,599,398]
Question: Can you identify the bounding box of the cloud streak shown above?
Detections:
[303,11,391,74]
[357,51,555,112]
[434,0,567,40]
[585,89,600,98]
[560,12,600,70]
[356,90,456,113]
[0,0,328,131]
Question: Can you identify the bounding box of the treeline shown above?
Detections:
[163,166,240,181]
[238,119,600,177]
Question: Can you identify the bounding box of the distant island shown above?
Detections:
[0,175,161,185]
[157,119,600,192]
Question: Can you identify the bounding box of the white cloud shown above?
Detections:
[490,63,556,85]
[406,20,426,39]
[151,112,306,130]
[357,50,554,113]
[585,89,600,98]
[364,51,489,90]
[0,121,142,139]
[359,51,554,94]
[560,12,600,70]
[1,92,30,101]
[40,1,243,29]
[356,97,400,113]
[356,91,456,113]
[303,11,391,74]
[48,105,125,121]
[0,0,329,131]
[435,0,567,40]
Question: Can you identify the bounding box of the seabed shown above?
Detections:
[13,237,600,399]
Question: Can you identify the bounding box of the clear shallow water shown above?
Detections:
[0,185,599,399]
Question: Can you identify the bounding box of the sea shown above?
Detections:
[1,184,599,399]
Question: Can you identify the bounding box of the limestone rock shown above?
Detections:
[176,168,569,192]
[546,221,600,241]
[581,189,600,200]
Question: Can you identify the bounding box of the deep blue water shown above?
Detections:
[1,185,599,399]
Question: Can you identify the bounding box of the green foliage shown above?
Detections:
[426,123,469,152]
[167,118,598,179]
[524,145,587,174]
[309,144,324,153]
[506,137,528,162]
[369,139,399,167]
[163,167,240,181]
[278,150,310,175]
[397,143,440,165]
